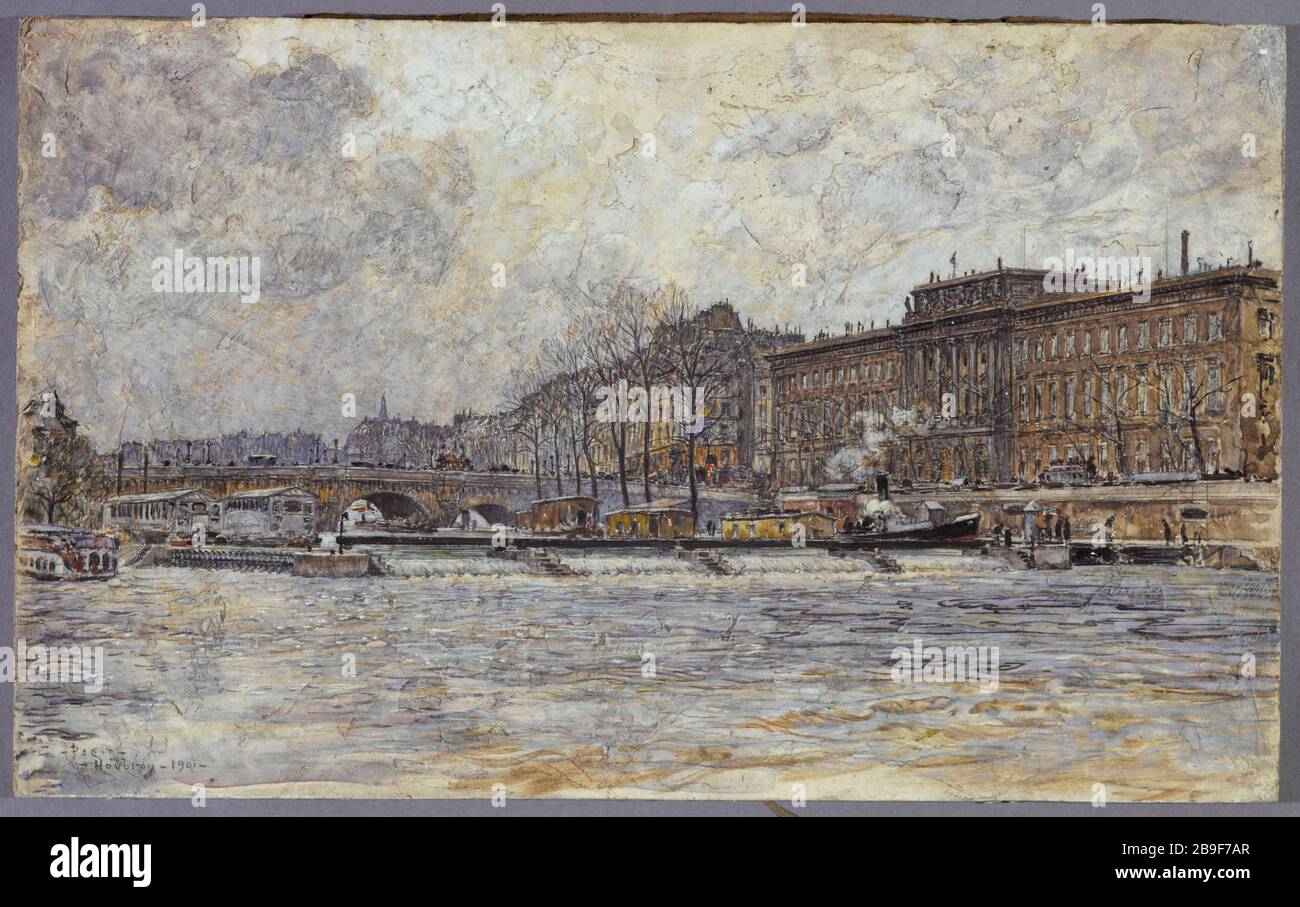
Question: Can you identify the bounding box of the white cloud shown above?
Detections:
[17,19,1284,448]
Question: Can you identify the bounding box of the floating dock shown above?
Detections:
[164,546,375,576]
[149,537,1261,575]
[336,531,987,552]
[165,546,296,572]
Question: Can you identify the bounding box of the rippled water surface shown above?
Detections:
[14,549,1279,801]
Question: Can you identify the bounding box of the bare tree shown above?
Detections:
[584,290,637,507]
[1153,353,1240,474]
[565,315,606,498]
[611,284,666,503]
[545,327,599,498]
[655,285,746,524]
[540,374,567,496]
[505,364,549,500]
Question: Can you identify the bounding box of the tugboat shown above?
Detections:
[17,524,119,580]
[842,501,981,541]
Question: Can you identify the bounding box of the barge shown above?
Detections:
[18,524,120,581]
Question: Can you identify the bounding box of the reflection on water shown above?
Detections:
[13,549,1279,801]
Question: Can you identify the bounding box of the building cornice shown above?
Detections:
[761,266,1280,369]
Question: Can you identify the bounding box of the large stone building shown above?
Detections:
[761,250,1281,488]
[759,322,901,487]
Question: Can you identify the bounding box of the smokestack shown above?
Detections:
[1180,230,1190,276]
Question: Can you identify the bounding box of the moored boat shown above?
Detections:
[842,511,981,542]
[18,524,120,580]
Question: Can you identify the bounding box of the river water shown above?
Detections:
[13,548,1279,801]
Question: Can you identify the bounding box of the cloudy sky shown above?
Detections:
[18,18,1284,449]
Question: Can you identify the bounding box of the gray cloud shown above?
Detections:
[17,19,1284,449]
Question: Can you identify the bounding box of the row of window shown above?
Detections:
[771,306,1274,405]
[908,342,992,391]
[776,359,897,396]
[1016,360,1225,424]
[1017,312,1227,364]
[772,395,898,442]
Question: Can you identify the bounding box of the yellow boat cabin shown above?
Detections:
[515,495,599,533]
[605,499,695,539]
[720,510,837,541]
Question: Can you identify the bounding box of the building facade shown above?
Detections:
[1011,266,1280,482]
[593,301,802,485]
[761,325,901,487]
[762,257,1281,488]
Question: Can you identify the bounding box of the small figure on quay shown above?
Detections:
[1022,501,1042,547]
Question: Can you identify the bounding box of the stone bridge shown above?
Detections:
[112,465,758,529]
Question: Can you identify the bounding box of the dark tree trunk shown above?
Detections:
[686,433,699,526]
[551,433,563,495]
[641,407,652,504]
[571,433,582,496]
[613,421,630,508]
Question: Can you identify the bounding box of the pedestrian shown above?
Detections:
[1163,518,1172,546]
[1180,523,1188,546]
[1003,526,1013,547]
[1062,516,1071,542]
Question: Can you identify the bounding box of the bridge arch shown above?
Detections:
[459,495,514,528]
[350,491,429,523]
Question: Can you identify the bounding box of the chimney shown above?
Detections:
[1180,230,1190,276]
